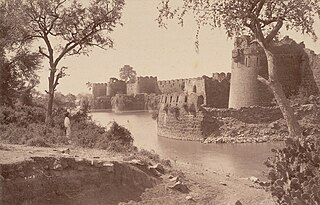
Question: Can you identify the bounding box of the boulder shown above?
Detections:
[149,163,165,174]
[168,181,189,193]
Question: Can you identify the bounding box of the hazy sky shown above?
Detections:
[36,0,320,95]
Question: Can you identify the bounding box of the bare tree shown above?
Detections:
[12,0,124,124]
[158,0,320,138]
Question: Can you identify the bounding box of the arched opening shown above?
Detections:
[193,85,197,93]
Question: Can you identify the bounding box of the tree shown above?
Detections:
[0,50,41,106]
[10,0,124,124]
[157,0,320,138]
[119,65,137,83]
[0,2,41,106]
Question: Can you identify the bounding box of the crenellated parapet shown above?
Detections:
[212,72,231,82]
[92,83,108,98]
[127,76,160,95]
[158,78,187,94]
[107,78,126,97]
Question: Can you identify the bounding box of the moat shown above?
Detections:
[91,111,283,178]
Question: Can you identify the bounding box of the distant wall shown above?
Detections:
[127,76,160,95]
[158,79,186,94]
[91,96,112,110]
[92,83,107,98]
[111,94,146,112]
[158,74,230,108]
[107,78,127,97]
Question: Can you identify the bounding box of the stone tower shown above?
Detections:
[228,36,271,108]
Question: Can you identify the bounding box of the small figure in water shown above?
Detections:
[64,112,71,144]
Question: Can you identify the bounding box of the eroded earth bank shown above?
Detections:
[0,144,274,205]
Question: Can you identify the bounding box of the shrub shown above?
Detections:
[151,110,159,120]
[96,122,133,150]
[265,136,320,205]
[169,106,180,119]
[0,105,46,126]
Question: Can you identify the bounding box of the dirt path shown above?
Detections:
[0,144,274,205]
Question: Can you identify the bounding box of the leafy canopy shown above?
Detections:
[158,0,320,48]
[15,0,125,67]
[119,65,137,83]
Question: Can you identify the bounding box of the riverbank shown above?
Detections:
[0,144,274,205]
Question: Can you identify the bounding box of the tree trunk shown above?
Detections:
[45,68,56,125]
[264,48,302,138]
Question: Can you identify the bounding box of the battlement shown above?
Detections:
[212,72,231,82]
[127,76,159,95]
[92,83,107,98]
[92,83,108,86]
[136,76,158,81]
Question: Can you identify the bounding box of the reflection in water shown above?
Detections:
[91,111,282,178]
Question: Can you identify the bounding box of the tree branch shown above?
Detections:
[38,46,50,59]
[265,20,283,44]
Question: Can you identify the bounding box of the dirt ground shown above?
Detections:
[0,144,275,205]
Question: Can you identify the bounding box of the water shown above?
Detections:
[91,111,283,178]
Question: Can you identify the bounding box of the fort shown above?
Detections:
[91,36,320,142]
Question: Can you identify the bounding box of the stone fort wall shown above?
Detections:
[157,105,285,141]
[229,35,319,109]
[127,76,160,95]
[92,83,107,98]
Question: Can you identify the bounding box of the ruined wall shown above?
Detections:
[157,104,204,141]
[126,82,136,96]
[127,76,160,95]
[301,49,320,95]
[91,96,112,110]
[107,78,127,97]
[228,36,308,109]
[205,73,231,108]
[158,75,230,109]
[158,79,186,94]
[157,104,285,142]
[271,37,304,96]
[92,83,107,98]
[111,94,146,112]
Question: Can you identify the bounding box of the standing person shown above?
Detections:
[64,112,71,143]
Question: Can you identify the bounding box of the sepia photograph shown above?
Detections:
[1,0,320,204]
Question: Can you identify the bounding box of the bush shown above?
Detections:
[0,105,46,126]
[0,104,135,152]
[265,136,320,205]
[169,106,180,119]
[95,122,134,151]
[151,110,159,120]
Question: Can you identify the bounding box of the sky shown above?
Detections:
[35,0,320,95]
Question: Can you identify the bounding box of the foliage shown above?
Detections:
[0,1,42,106]
[151,110,159,120]
[5,0,125,122]
[0,102,134,152]
[265,136,320,205]
[163,104,169,113]
[72,121,134,152]
[119,65,137,83]
[169,106,180,118]
[158,0,320,48]
[0,105,46,126]
[158,0,320,137]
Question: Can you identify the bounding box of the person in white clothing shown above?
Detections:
[64,112,71,140]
